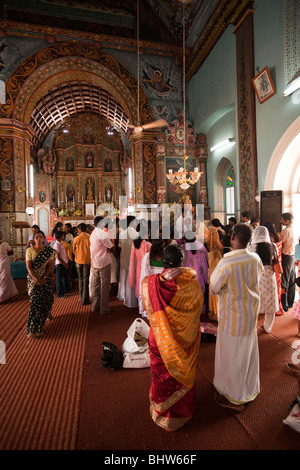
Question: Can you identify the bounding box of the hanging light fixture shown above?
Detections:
[166,0,202,190]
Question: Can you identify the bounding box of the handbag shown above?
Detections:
[122,318,150,354]
[100,342,124,371]
[272,256,283,274]
[123,350,150,368]
[122,318,150,368]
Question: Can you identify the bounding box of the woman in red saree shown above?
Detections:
[142,245,203,431]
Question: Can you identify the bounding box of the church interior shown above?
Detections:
[0,0,298,253]
[0,0,300,452]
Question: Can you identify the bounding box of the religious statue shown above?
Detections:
[105,186,112,203]
[67,185,75,203]
[86,179,94,201]
[85,151,93,168]
[39,190,46,203]
[37,145,56,176]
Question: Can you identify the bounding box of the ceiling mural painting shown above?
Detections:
[0,0,253,85]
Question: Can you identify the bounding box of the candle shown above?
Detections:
[169,169,173,174]
[194,167,198,172]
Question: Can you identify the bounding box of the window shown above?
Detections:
[225,166,235,223]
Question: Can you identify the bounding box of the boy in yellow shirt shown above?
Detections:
[73,223,91,305]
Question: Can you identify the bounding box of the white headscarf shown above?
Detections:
[251,225,271,244]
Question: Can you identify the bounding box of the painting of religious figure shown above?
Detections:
[85,151,94,168]
[142,59,174,97]
[252,67,276,104]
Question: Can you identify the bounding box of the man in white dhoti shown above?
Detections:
[210,223,264,411]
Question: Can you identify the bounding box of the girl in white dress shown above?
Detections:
[248,226,279,333]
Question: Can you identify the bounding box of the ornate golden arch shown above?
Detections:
[0,41,153,126]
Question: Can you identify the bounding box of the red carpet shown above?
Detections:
[77,305,300,450]
[1,280,300,450]
[0,282,89,450]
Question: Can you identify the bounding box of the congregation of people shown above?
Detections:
[0,209,299,432]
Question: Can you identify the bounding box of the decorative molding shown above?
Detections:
[283,0,300,87]
[0,41,153,130]
[0,20,181,57]
[186,0,254,82]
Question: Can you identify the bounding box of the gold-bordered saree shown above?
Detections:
[142,267,203,431]
[27,246,56,336]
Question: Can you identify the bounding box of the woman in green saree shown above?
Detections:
[25,230,56,338]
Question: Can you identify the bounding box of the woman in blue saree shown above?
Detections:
[25,230,56,338]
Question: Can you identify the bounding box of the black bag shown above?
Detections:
[296,277,300,288]
[100,342,124,371]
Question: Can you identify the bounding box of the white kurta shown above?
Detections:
[117,227,138,308]
[210,248,264,404]
[0,242,18,303]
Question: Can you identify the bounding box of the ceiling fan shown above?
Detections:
[126,0,170,135]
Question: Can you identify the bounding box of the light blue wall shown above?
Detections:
[188,0,300,215]
[188,26,237,213]
[253,0,300,190]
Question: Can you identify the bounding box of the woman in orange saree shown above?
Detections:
[141,245,203,431]
[206,226,223,322]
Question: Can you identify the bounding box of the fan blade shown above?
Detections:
[141,119,169,130]
[127,119,169,133]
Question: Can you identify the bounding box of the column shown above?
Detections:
[233,9,258,217]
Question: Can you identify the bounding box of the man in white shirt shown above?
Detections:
[240,211,251,224]
[210,223,264,411]
[52,231,69,298]
[90,216,114,314]
[280,212,295,311]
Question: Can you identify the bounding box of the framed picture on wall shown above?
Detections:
[85,203,95,217]
[252,67,276,104]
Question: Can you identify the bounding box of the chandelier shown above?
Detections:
[167,155,202,190]
[166,0,202,190]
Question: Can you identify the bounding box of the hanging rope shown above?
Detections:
[137,0,140,126]
[182,2,187,163]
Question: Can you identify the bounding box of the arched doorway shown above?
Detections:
[264,116,300,240]
[0,41,156,228]
[213,157,235,224]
